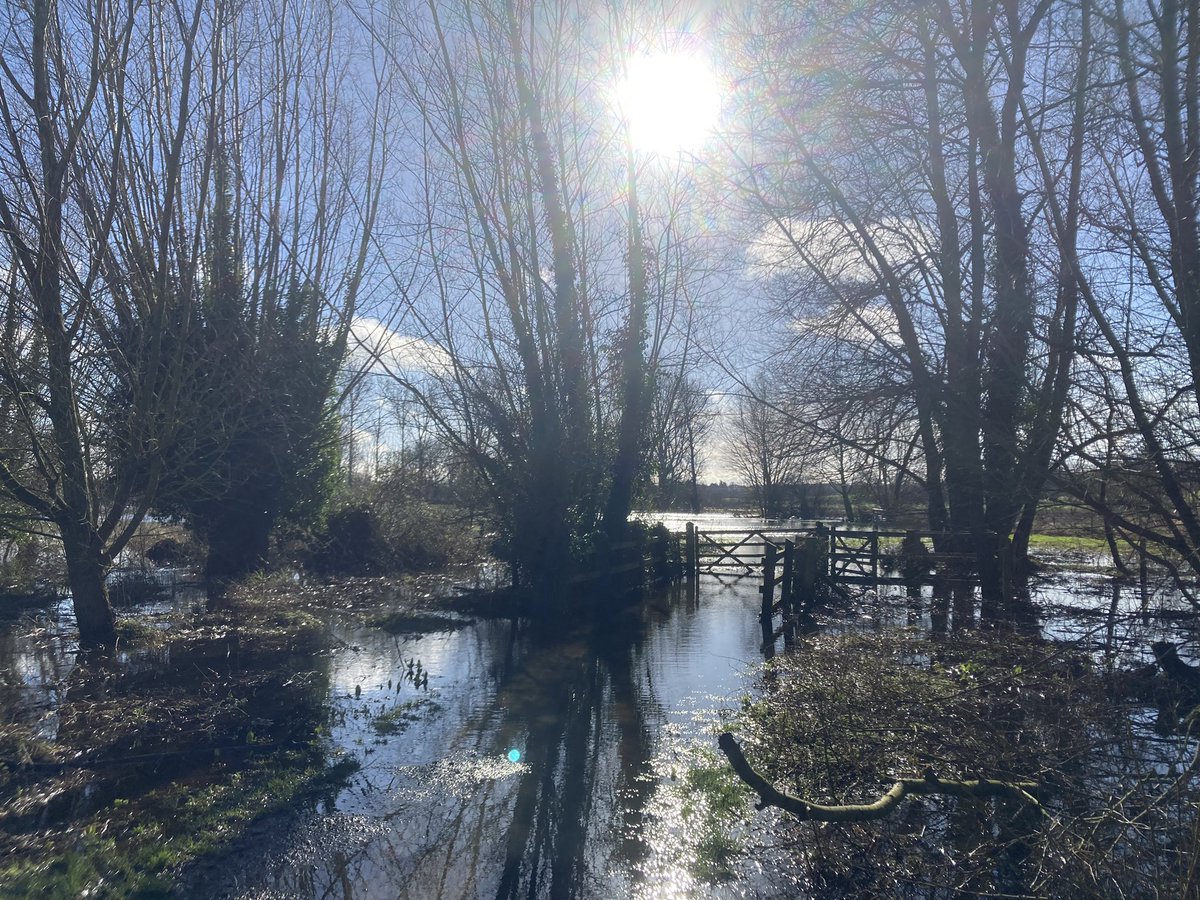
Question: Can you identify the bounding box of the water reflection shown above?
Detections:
[6,555,1193,897]
[0,602,75,742]
[244,569,1200,897]
[223,578,764,899]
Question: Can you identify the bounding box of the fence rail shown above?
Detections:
[679,522,1013,658]
[683,522,1000,586]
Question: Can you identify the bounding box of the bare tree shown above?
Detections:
[645,373,714,513]
[0,0,387,640]
[364,0,710,587]
[766,270,929,523]
[725,377,808,519]
[731,0,1089,574]
[145,0,389,596]
[0,0,211,645]
[1046,0,1200,591]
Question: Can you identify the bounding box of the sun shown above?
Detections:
[614,51,721,155]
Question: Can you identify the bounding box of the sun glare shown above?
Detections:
[615,51,721,155]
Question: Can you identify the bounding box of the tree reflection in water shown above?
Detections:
[495,614,656,899]
[252,582,706,900]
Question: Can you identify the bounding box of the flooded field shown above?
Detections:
[1,549,1198,897]
[188,578,774,898]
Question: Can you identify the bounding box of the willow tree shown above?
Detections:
[733,0,1090,571]
[0,0,388,642]
[142,0,389,596]
[150,160,350,596]
[371,0,709,589]
[0,0,212,646]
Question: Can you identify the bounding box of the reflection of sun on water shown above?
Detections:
[615,51,721,155]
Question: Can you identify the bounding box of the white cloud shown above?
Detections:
[348,317,453,377]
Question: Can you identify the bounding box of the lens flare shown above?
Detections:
[614,51,721,155]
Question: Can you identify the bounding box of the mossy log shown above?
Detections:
[717,732,1041,823]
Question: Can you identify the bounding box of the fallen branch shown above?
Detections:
[717,732,1041,823]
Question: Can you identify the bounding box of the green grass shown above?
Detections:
[371,697,442,735]
[114,616,172,650]
[669,749,752,884]
[1025,533,1114,553]
[0,751,359,898]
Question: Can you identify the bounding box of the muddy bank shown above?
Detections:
[0,569,493,897]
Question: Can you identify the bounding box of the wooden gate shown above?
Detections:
[682,523,988,585]
[828,528,880,582]
[690,527,796,574]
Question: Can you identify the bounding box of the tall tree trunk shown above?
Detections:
[921,15,985,545]
[61,524,116,647]
[966,0,1038,547]
[604,151,649,540]
[1010,500,1036,568]
[687,417,702,515]
[32,0,114,647]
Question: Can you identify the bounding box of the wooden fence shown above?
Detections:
[679,522,1013,657]
[682,522,998,586]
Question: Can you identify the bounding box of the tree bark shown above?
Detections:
[604,149,649,541]
[61,524,116,647]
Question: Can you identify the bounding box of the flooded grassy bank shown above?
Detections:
[0,549,1197,897]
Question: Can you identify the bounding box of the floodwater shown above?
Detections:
[200,578,776,898]
[2,543,1198,898]
[197,565,1197,898]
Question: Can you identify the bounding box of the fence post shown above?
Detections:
[998,539,1013,599]
[797,535,827,612]
[870,530,879,581]
[650,526,670,583]
[761,541,777,623]
[780,539,795,617]
[901,530,929,583]
[1139,537,1148,598]
[691,520,700,578]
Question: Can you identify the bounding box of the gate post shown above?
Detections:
[816,523,831,580]
[761,541,777,623]
[685,521,697,577]
[796,535,827,612]
[780,539,795,617]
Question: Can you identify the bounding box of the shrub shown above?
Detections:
[145,537,195,568]
[308,504,386,575]
[308,494,459,576]
[725,630,1200,897]
[0,537,57,603]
